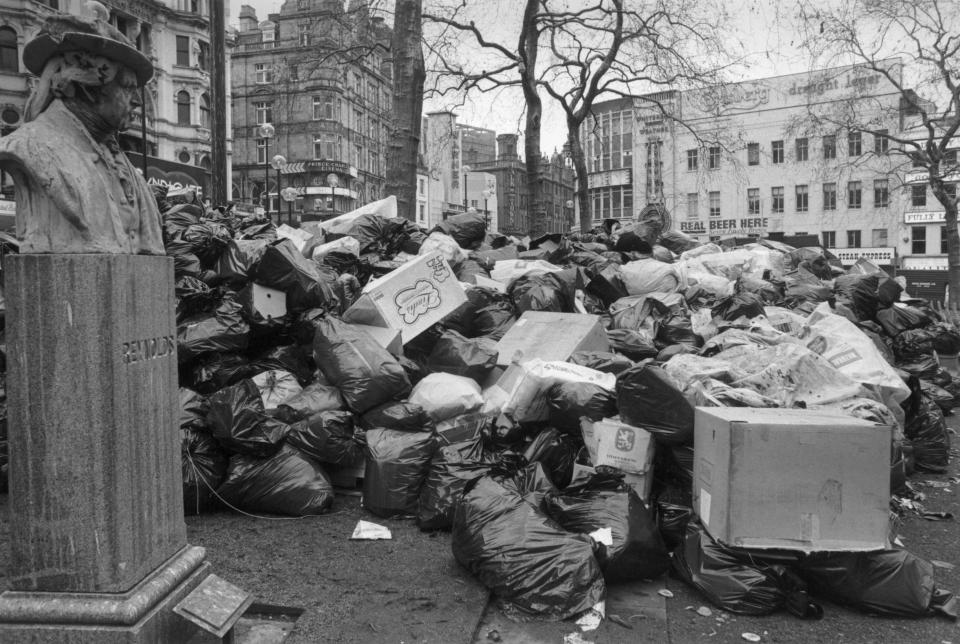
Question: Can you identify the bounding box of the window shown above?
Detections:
[197,40,209,71]
[687,193,699,219]
[747,142,759,166]
[686,148,698,171]
[418,178,426,196]
[254,63,272,84]
[874,129,889,154]
[822,231,836,248]
[176,35,190,66]
[709,191,720,218]
[944,150,958,169]
[176,90,191,125]
[298,0,310,8]
[0,27,17,72]
[256,138,267,164]
[418,204,426,223]
[795,184,808,212]
[199,93,210,129]
[772,140,784,164]
[312,96,335,120]
[911,226,926,254]
[313,133,337,159]
[847,181,862,208]
[823,134,836,159]
[847,230,862,248]
[872,229,888,247]
[911,184,927,207]
[874,179,889,208]
[708,146,720,170]
[795,137,808,161]
[299,23,310,46]
[941,226,949,254]
[823,182,837,211]
[771,186,784,213]
[848,131,862,156]
[747,188,760,215]
[254,101,272,125]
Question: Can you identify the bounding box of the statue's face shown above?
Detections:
[96,70,140,131]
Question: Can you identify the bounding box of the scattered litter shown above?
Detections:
[658,589,674,598]
[350,520,392,540]
[697,606,713,617]
[589,527,614,547]
[932,560,956,570]
[742,633,762,642]
[576,601,605,631]
[607,613,633,629]
[563,633,593,644]
[921,511,954,521]
[486,629,501,642]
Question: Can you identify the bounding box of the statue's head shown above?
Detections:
[22,1,153,127]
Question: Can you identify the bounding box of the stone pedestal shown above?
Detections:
[0,254,208,643]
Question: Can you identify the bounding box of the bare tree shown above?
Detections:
[798,0,960,300]
[536,0,732,232]
[423,0,549,236]
[386,0,426,221]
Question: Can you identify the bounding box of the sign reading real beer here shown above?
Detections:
[680,217,769,236]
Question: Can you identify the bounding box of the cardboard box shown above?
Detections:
[343,251,467,343]
[581,418,656,500]
[495,311,609,367]
[240,283,287,322]
[693,407,891,552]
[348,323,402,356]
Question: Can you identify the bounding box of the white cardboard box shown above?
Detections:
[495,311,609,367]
[343,251,467,343]
[694,406,891,552]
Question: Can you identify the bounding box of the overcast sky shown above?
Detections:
[232,0,815,154]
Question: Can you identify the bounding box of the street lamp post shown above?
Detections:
[482,188,494,230]
[258,123,275,216]
[281,187,298,226]
[461,164,471,210]
[565,199,575,231]
[271,153,286,224]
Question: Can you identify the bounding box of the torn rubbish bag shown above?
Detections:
[616,365,695,445]
[206,379,290,458]
[545,480,670,582]
[451,470,606,619]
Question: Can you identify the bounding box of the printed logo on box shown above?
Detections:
[615,427,635,452]
[395,279,442,324]
[425,256,451,282]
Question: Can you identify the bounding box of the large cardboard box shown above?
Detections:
[693,407,891,552]
[348,323,402,356]
[343,251,467,343]
[495,311,609,367]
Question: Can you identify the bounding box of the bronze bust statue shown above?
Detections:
[0,1,164,254]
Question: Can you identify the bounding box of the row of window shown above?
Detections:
[687,131,890,171]
[910,226,951,255]
[582,110,634,173]
[588,186,634,220]
[687,179,894,219]
[819,230,887,249]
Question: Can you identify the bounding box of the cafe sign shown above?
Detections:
[904,211,945,224]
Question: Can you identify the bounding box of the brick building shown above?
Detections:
[231,0,390,219]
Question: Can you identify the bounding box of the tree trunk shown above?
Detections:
[519,0,544,238]
[932,176,960,305]
[566,120,590,234]
[385,0,424,221]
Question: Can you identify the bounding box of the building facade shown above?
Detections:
[0,0,226,201]
[231,0,391,219]
[471,133,575,237]
[420,111,498,228]
[581,63,932,273]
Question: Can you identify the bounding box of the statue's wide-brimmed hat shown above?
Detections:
[23,2,153,86]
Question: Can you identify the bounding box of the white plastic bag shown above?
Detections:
[419,231,467,266]
[311,236,361,262]
[490,259,564,285]
[408,372,483,422]
[252,370,303,410]
[621,258,680,296]
[482,360,616,422]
